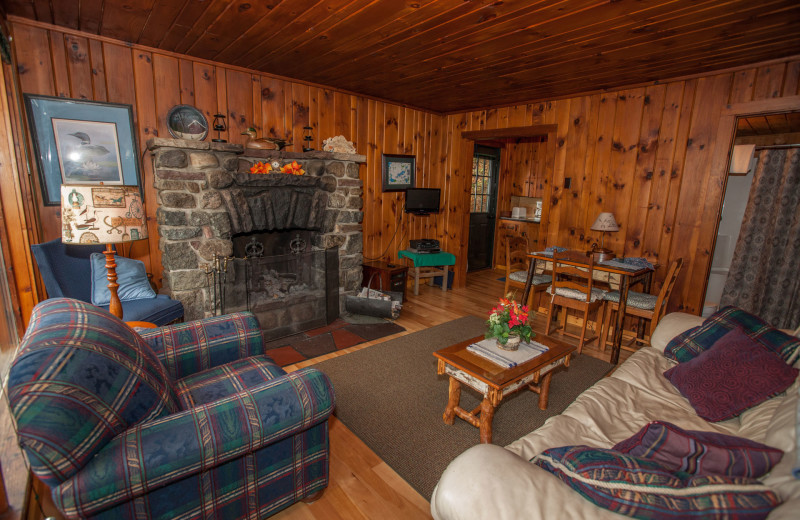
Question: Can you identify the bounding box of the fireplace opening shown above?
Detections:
[211,230,339,340]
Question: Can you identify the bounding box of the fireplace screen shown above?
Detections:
[209,248,339,340]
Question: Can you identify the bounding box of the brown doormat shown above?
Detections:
[264,318,405,366]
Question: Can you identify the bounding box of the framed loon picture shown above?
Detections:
[24,94,141,205]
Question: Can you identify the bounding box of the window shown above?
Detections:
[471,155,494,213]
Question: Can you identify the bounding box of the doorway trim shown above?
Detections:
[702,95,800,307]
[461,124,559,257]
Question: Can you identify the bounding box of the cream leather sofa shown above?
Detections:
[430,313,800,520]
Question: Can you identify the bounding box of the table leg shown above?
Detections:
[441,267,447,293]
[414,267,420,295]
[636,272,654,341]
[536,371,554,410]
[479,397,495,444]
[611,275,630,365]
[521,257,537,303]
[443,377,461,425]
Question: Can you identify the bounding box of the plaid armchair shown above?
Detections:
[7,298,335,519]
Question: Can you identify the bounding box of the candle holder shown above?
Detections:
[302,126,314,152]
[212,114,227,143]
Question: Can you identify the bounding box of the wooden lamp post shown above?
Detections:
[61,184,148,319]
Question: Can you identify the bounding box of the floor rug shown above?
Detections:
[312,315,612,500]
[264,318,405,366]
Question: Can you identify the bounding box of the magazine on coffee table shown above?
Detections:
[467,338,550,369]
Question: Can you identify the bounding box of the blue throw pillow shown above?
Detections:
[90,253,156,306]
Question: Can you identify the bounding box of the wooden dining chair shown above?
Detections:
[503,236,550,311]
[545,250,606,353]
[599,258,683,351]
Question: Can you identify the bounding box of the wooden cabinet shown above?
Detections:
[493,219,540,269]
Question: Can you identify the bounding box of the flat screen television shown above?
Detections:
[405,188,441,215]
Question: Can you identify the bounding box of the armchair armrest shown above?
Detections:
[139,311,265,378]
[54,367,335,518]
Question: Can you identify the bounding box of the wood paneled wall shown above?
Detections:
[6,18,455,325]
[3,17,800,325]
[445,61,800,314]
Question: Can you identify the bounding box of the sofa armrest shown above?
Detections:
[650,312,704,353]
[138,311,265,379]
[54,367,334,518]
[431,444,621,520]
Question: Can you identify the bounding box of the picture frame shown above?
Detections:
[24,94,141,205]
[382,154,416,191]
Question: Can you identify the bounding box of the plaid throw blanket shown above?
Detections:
[664,306,800,364]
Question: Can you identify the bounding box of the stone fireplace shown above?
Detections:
[146,138,365,329]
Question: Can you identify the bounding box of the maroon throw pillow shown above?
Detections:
[613,420,783,478]
[663,327,798,422]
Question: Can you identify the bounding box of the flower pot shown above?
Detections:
[498,333,521,351]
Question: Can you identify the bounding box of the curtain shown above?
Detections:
[720,148,800,329]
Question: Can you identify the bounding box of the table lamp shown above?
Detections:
[589,212,619,262]
[61,184,148,319]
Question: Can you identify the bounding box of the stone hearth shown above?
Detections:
[146,137,365,322]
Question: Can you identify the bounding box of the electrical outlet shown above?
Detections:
[564,177,572,189]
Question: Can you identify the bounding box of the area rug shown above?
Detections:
[264,318,405,366]
[312,315,612,500]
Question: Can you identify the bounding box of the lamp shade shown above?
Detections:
[590,212,619,232]
[61,185,148,244]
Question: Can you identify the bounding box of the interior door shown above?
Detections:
[467,145,500,271]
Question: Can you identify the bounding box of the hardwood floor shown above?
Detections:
[0,268,634,520]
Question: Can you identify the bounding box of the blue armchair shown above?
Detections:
[31,238,183,325]
[7,298,335,519]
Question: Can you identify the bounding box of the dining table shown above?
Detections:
[521,251,654,365]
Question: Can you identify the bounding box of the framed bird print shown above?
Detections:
[24,95,141,205]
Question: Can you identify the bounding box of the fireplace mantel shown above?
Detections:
[146,138,365,321]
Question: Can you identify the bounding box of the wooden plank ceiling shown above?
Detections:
[737,112,800,136]
[5,0,800,113]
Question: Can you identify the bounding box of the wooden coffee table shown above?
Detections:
[433,334,576,444]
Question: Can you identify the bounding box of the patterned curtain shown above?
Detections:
[720,148,800,329]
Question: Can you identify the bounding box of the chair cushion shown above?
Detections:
[508,271,551,285]
[102,294,184,326]
[547,286,606,302]
[664,306,800,364]
[602,290,657,310]
[613,420,783,479]
[663,327,798,422]
[175,356,286,408]
[533,445,781,519]
[90,253,156,306]
[7,298,179,486]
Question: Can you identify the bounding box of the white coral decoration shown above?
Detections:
[322,135,356,154]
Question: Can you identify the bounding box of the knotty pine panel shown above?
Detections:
[4,18,800,326]
[7,20,451,325]
[451,68,800,315]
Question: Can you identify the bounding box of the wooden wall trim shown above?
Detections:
[723,95,800,116]
[462,125,558,140]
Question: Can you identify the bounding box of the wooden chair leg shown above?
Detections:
[599,303,612,352]
[545,300,556,335]
[577,310,590,354]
